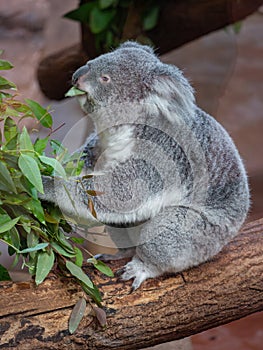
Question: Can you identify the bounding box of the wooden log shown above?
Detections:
[0,218,262,349]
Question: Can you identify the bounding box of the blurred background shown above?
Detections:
[0,1,262,349]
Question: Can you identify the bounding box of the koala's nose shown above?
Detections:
[72,65,89,86]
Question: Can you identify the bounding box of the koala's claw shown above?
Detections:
[120,256,158,291]
[115,267,125,277]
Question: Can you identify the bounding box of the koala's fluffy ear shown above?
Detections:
[119,41,155,55]
[147,63,196,123]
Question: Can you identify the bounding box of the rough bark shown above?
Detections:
[0,218,262,349]
[37,0,263,100]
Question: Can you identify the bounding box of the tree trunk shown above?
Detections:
[0,218,262,349]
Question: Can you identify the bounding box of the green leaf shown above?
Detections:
[4,117,18,143]
[27,231,39,247]
[0,76,16,90]
[143,5,160,31]
[19,126,34,153]
[89,7,116,34]
[24,198,45,224]
[10,227,20,250]
[64,3,95,23]
[0,162,17,193]
[88,258,114,277]
[51,242,76,258]
[25,99,53,128]
[69,297,86,334]
[35,249,55,285]
[232,21,242,34]
[0,264,11,281]
[0,59,13,70]
[2,153,19,169]
[74,247,84,267]
[66,261,94,289]
[57,230,75,253]
[71,237,85,245]
[0,214,11,226]
[0,217,20,234]
[65,86,86,97]
[0,91,12,99]
[19,242,49,254]
[34,137,49,154]
[39,156,67,180]
[99,0,116,9]
[18,153,44,194]
[50,139,66,156]
[81,282,102,305]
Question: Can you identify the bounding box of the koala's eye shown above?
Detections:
[99,75,111,83]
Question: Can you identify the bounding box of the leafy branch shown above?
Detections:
[0,52,113,330]
[64,0,161,54]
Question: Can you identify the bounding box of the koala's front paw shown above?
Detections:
[121,255,160,291]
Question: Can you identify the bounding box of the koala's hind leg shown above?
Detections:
[121,206,229,290]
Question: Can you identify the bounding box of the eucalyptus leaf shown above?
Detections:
[19,126,34,153]
[25,99,53,128]
[74,247,84,267]
[51,242,76,258]
[87,258,114,277]
[81,282,102,305]
[24,198,45,224]
[143,5,160,31]
[71,237,85,245]
[64,3,95,23]
[0,217,20,234]
[34,137,49,154]
[19,242,49,254]
[4,117,18,143]
[89,7,116,34]
[10,227,20,250]
[93,306,107,327]
[69,297,87,334]
[27,231,39,248]
[35,249,55,285]
[39,155,67,180]
[0,162,17,193]
[18,154,44,194]
[0,264,11,281]
[65,87,86,97]
[0,59,13,70]
[66,261,94,289]
[99,0,115,9]
[0,76,16,90]
[0,214,11,226]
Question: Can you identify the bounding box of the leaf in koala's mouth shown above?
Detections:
[65,86,86,97]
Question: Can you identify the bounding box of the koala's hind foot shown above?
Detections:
[121,255,161,290]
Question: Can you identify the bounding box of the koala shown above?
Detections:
[40,41,250,290]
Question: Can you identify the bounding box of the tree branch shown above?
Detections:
[37,0,263,99]
[148,0,263,54]
[0,218,262,349]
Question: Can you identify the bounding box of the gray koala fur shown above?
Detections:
[40,41,250,290]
